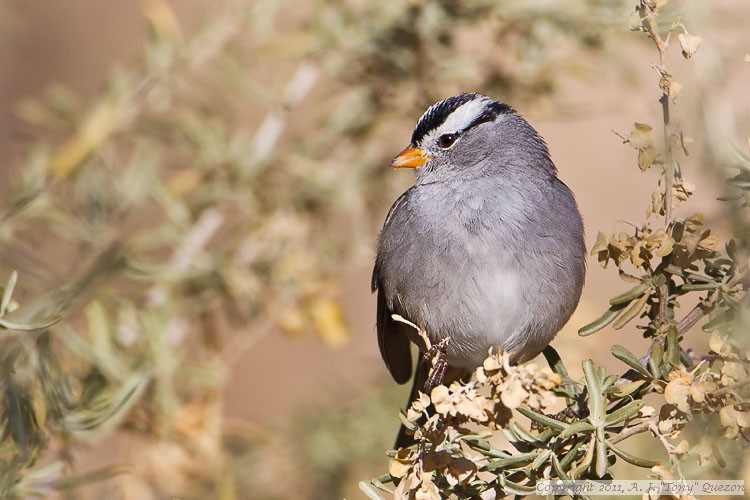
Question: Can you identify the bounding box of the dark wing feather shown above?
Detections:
[372,189,413,384]
[375,286,412,384]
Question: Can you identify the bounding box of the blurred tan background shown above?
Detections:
[0,1,748,498]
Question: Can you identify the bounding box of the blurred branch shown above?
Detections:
[250,60,320,164]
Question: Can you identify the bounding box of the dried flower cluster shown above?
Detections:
[663,332,750,439]
[387,352,562,499]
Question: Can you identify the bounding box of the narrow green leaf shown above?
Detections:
[532,449,552,470]
[666,326,680,367]
[583,360,605,425]
[516,406,566,431]
[612,293,649,329]
[560,438,585,469]
[611,345,650,378]
[604,400,644,427]
[51,465,127,491]
[601,374,618,392]
[727,139,750,170]
[682,282,719,291]
[22,460,65,485]
[618,269,644,283]
[605,380,647,398]
[64,372,147,433]
[595,428,608,477]
[510,422,544,446]
[685,272,715,283]
[464,438,510,458]
[0,316,60,332]
[609,283,649,305]
[649,343,664,379]
[578,303,627,336]
[537,428,556,442]
[606,440,661,468]
[500,476,537,495]
[663,264,684,276]
[551,453,572,481]
[500,427,526,451]
[1,271,18,316]
[728,174,750,188]
[560,420,595,439]
[485,452,537,471]
[459,434,491,449]
[671,220,685,241]
[574,434,596,477]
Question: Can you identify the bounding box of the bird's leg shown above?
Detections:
[423,349,447,394]
[390,313,452,393]
[422,336,451,394]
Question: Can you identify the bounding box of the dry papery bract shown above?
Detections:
[390,351,562,499]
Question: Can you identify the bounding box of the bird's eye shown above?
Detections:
[437,133,458,149]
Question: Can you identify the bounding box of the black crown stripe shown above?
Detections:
[410,93,514,146]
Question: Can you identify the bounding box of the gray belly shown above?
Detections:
[377,181,584,369]
[382,229,550,368]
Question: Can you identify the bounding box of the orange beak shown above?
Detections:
[391,146,428,169]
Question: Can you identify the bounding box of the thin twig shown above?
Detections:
[640,1,675,226]
[657,281,670,324]
[676,301,712,335]
[249,60,320,164]
[146,207,225,307]
[647,421,686,478]
[608,416,656,444]
[660,95,674,225]
[711,378,750,397]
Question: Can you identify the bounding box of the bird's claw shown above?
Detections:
[422,337,450,394]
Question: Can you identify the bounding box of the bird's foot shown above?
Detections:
[422,337,451,394]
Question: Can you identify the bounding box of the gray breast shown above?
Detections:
[376,176,585,368]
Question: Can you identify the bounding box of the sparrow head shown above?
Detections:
[391,92,556,183]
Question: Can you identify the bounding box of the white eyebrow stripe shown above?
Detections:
[435,97,490,135]
[417,96,491,147]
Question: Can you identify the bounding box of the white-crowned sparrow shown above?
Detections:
[372,92,586,447]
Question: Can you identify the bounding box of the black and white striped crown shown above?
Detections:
[411,92,514,146]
